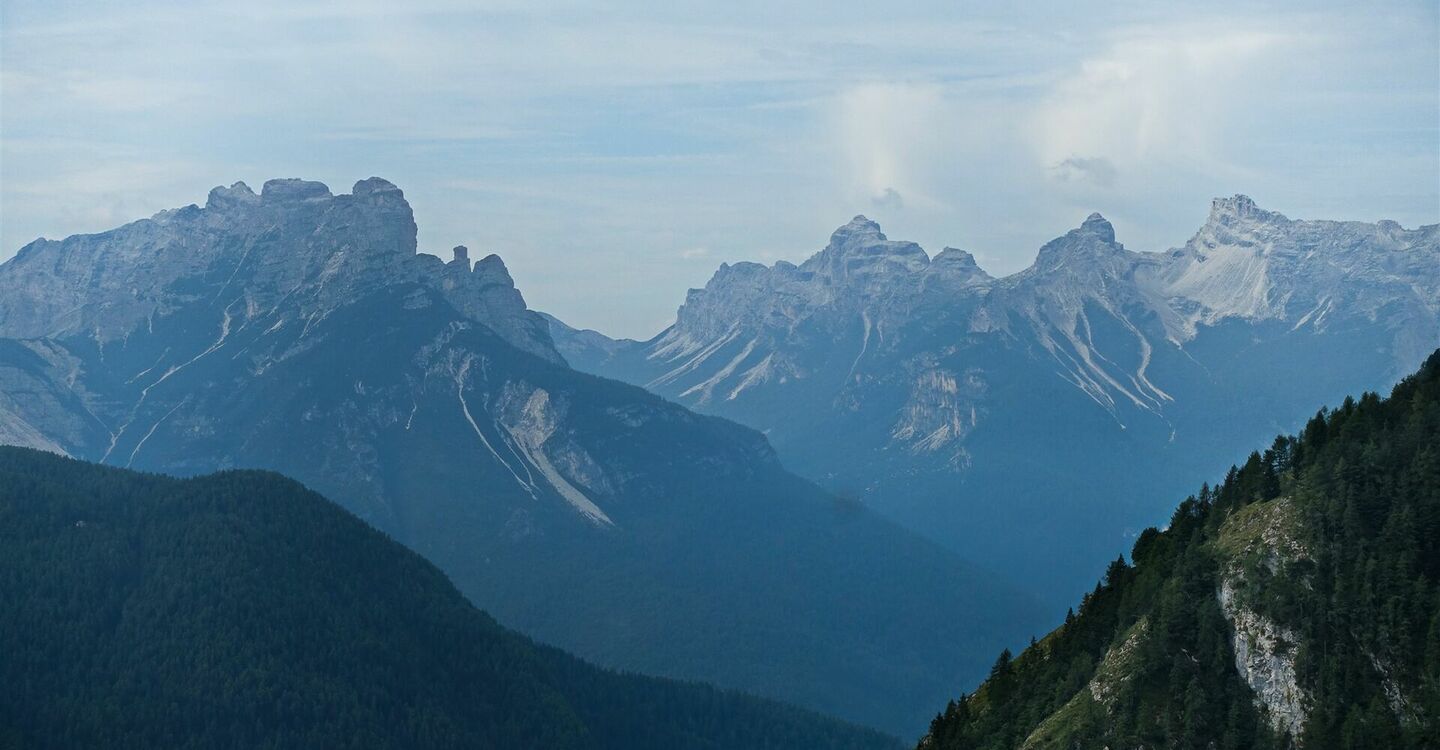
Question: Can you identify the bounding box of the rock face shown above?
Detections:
[1214,496,1313,739]
[1219,579,1309,738]
[552,199,1440,603]
[0,178,1043,738]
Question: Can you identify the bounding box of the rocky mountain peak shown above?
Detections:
[472,253,516,289]
[205,181,260,210]
[1030,212,1127,273]
[932,247,979,270]
[0,176,565,364]
[829,215,886,245]
[352,176,403,197]
[809,216,929,283]
[260,178,333,203]
[928,247,993,286]
[1206,194,1287,229]
[429,251,564,364]
[1081,212,1116,243]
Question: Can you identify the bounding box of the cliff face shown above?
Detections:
[919,351,1440,750]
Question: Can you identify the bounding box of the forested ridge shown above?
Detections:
[0,448,900,750]
[921,349,1440,749]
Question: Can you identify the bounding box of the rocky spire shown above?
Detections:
[808,216,929,282]
[1207,195,1287,227]
[1080,213,1115,244]
[828,215,886,245]
[260,178,333,203]
[1030,212,1126,273]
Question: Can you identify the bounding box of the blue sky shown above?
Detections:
[2,0,1436,338]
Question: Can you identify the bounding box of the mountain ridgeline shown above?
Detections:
[0,178,1041,736]
[919,350,1440,749]
[0,447,900,750]
[550,201,1439,605]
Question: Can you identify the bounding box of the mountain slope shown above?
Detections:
[550,202,1440,603]
[0,446,901,750]
[918,349,1440,749]
[0,178,1042,737]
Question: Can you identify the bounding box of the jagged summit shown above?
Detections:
[204,178,404,212]
[473,253,515,287]
[931,246,980,270]
[0,176,561,364]
[261,178,333,203]
[352,176,402,197]
[1081,212,1115,243]
[205,181,259,210]
[1028,212,1128,272]
[1206,194,1288,227]
[830,215,886,244]
[810,216,928,282]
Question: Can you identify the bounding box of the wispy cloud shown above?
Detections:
[1051,156,1118,188]
[1031,27,1293,183]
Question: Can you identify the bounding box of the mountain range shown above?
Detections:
[0,178,1041,737]
[548,198,1440,603]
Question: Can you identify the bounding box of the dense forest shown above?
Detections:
[0,447,900,750]
[921,349,1440,749]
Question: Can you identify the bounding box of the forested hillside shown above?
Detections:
[920,350,1440,749]
[0,447,900,750]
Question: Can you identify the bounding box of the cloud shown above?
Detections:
[680,247,710,259]
[1051,156,1117,187]
[871,187,905,209]
[1030,27,1293,183]
[832,82,951,211]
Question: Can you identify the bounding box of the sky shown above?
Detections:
[2,1,1437,339]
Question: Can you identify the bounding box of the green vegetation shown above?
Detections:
[0,447,900,750]
[922,350,1440,749]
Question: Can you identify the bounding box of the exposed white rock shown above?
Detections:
[890,368,982,466]
[1215,497,1313,741]
[1218,577,1309,740]
[498,386,614,526]
[1152,196,1440,362]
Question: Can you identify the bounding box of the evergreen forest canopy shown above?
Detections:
[0,447,900,750]
[922,349,1440,750]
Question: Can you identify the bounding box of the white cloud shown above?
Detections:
[1051,156,1118,187]
[1030,27,1294,184]
[832,82,952,211]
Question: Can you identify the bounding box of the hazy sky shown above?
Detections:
[3,1,1437,338]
